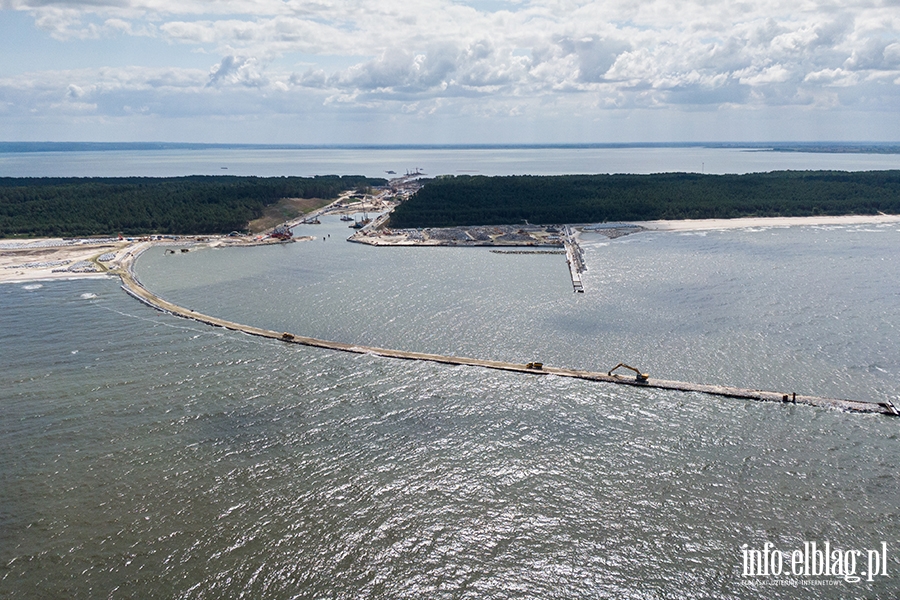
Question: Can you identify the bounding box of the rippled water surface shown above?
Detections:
[137,218,900,402]
[3,148,900,598]
[3,222,899,599]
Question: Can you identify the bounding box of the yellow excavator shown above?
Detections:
[608,363,649,382]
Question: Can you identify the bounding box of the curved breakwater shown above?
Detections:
[117,249,898,418]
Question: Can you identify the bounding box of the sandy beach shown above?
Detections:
[0,238,136,284]
[636,213,900,231]
[0,234,309,284]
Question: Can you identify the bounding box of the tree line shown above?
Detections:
[0,175,385,237]
[388,171,900,228]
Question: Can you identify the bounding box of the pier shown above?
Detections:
[115,253,898,418]
[563,226,585,292]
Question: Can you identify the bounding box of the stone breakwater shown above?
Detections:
[490,250,566,255]
[115,246,899,418]
[54,260,101,273]
[4,259,72,270]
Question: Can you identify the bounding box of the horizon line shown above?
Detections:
[3,141,900,154]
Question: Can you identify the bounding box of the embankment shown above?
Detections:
[115,248,898,418]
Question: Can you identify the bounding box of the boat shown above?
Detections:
[340,215,354,221]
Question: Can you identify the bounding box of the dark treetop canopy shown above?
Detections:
[388,171,900,228]
[0,175,386,237]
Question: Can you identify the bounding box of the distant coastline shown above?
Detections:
[3,141,900,154]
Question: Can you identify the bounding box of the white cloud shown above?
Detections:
[805,67,860,86]
[208,55,267,87]
[735,64,793,86]
[1,0,899,141]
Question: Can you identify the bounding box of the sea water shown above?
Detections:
[2,147,900,598]
[2,145,900,178]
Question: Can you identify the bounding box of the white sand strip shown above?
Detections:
[635,213,900,232]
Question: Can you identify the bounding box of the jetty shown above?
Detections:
[114,252,898,418]
[563,226,585,293]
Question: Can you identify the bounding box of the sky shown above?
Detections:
[1,0,899,144]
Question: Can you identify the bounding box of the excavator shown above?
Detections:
[608,363,649,382]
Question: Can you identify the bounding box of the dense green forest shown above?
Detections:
[0,175,385,237]
[389,171,900,228]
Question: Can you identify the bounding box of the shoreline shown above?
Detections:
[0,234,311,285]
[3,213,898,284]
[0,238,135,285]
[350,213,900,247]
[635,213,900,231]
[3,273,116,285]
[6,214,897,415]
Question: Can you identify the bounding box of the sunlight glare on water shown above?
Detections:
[2,147,900,598]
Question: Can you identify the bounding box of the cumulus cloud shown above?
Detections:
[2,0,900,139]
[0,65,215,119]
[735,64,793,86]
[208,55,267,87]
[805,68,859,86]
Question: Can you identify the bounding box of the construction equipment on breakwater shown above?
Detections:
[114,252,898,418]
